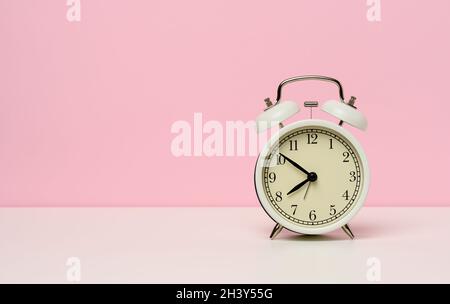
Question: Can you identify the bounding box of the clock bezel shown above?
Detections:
[254,119,370,235]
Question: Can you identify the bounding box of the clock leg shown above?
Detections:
[270,223,284,239]
[341,224,355,239]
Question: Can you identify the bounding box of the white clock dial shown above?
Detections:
[255,120,369,235]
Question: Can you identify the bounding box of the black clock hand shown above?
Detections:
[279,153,310,175]
[287,178,309,195]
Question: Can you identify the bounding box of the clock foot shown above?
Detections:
[269,223,284,239]
[342,224,355,239]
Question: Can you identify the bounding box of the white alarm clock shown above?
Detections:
[254,75,370,239]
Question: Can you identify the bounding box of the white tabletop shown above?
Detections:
[0,207,448,283]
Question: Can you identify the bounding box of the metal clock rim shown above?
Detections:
[254,119,370,236]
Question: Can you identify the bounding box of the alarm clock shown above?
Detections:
[254,75,370,239]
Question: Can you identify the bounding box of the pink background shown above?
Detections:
[1,1,449,207]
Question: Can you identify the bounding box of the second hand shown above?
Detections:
[303,181,311,200]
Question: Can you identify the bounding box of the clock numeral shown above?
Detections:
[329,138,333,149]
[329,204,337,216]
[291,204,298,215]
[275,191,283,202]
[343,152,350,162]
[268,172,276,183]
[307,133,318,144]
[342,190,349,201]
[277,154,286,165]
[289,140,298,151]
[309,210,317,221]
[349,171,356,182]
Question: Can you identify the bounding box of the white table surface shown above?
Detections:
[0,207,449,283]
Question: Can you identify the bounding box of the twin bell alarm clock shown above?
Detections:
[254,75,370,239]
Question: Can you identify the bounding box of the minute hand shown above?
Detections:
[279,153,310,175]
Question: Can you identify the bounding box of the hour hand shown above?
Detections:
[279,153,309,175]
[287,178,309,195]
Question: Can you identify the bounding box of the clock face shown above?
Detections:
[258,123,365,230]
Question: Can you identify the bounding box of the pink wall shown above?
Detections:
[1,1,449,207]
